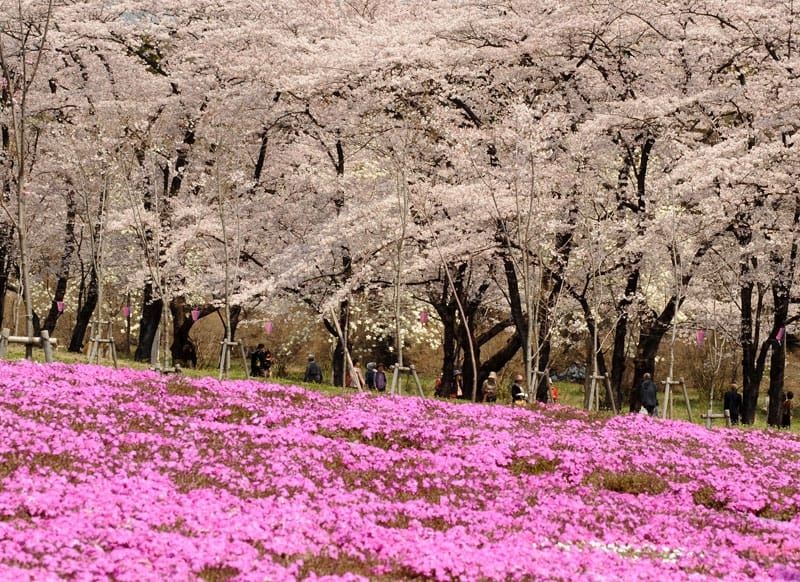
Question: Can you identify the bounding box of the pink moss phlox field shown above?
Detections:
[0,362,799,580]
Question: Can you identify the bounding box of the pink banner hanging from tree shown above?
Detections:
[264,321,273,335]
[191,308,200,322]
[696,329,705,347]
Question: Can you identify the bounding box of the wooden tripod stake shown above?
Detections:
[587,374,618,414]
[389,364,425,397]
[661,377,693,422]
[218,339,248,380]
[87,320,118,368]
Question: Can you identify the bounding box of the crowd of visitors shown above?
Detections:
[247,345,795,428]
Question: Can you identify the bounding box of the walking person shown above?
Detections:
[304,353,323,383]
[482,371,498,403]
[723,382,743,424]
[638,373,658,416]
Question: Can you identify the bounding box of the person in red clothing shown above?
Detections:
[550,382,559,403]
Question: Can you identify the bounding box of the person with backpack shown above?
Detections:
[303,354,323,383]
[374,363,387,392]
[365,362,376,390]
[482,371,498,403]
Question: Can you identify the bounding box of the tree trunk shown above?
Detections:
[740,280,761,424]
[431,274,459,396]
[767,263,794,425]
[134,282,163,361]
[43,193,77,333]
[230,304,243,340]
[610,269,639,406]
[767,335,786,426]
[68,268,98,352]
[0,222,14,329]
[332,299,349,386]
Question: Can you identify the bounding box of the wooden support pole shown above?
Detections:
[41,330,53,363]
[680,377,693,423]
[0,328,10,358]
[410,365,425,398]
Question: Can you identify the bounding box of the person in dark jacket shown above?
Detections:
[304,354,323,383]
[250,344,267,377]
[723,382,743,424]
[365,362,376,390]
[782,391,794,428]
[511,374,526,404]
[374,363,387,392]
[639,373,658,416]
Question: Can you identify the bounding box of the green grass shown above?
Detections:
[1,345,795,433]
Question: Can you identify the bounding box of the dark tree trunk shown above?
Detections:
[43,193,77,333]
[767,334,786,427]
[460,319,481,401]
[230,304,243,340]
[134,283,163,361]
[333,299,350,387]
[322,254,352,387]
[0,222,14,329]
[440,315,457,396]
[610,269,639,406]
[169,297,203,367]
[68,268,98,352]
[767,202,799,424]
[740,280,764,424]
[431,274,459,397]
